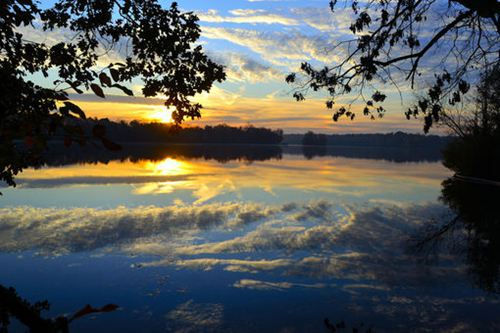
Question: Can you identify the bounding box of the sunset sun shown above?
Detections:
[147,106,173,123]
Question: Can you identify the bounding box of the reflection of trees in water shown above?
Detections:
[411,140,500,293]
[414,64,500,293]
[441,178,500,293]
[301,146,327,160]
[39,143,283,167]
[0,285,118,333]
[33,142,445,169]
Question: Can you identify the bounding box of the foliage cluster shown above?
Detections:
[0,0,225,191]
[288,0,499,133]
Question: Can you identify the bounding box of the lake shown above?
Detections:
[1,144,498,332]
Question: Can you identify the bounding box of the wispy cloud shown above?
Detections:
[0,202,276,255]
[0,200,456,289]
[233,279,327,291]
[165,300,224,332]
[208,52,282,83]
[198,9,300,26]
[202,27,338,69]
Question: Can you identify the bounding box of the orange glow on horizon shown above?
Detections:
[71,95,435,134]
[145,106,174,124]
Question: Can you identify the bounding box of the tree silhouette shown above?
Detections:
[287,0,499,133]
[0,284,119,333]
[441,65,500,180]
[0,0,225,191]
[409,65,500,293]
[302,131,327,146]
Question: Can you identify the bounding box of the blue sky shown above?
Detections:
[28,0,436,133]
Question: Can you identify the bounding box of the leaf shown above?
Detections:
[58,106,70,117]
[109,68,120,82]
[64,102,86,119]
[90,83,105,98]
[54,92,69,101]
[112,84,133,96]
[66,81,83,94]
[99,73,112,87]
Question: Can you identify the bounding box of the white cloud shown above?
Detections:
[165,300,224,333]
[198,10,299,26]
[208,52,282,83]
[0,202,275,255]
[233,279,327,291]
[202,26,340,71]
[0,200,459,291]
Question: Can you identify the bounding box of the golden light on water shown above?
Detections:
[146,158,186,175]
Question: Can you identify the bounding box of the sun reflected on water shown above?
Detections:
[10,152,451,205]
[146,158,186,176]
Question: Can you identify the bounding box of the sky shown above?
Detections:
[26,0,437,134]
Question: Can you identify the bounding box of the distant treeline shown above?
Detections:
[53,119,451,148]
[47,118,456,150]
[284,131,452,147]
[59,119,284,145]
[302,131,327,146]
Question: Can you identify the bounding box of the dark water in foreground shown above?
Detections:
[0,145,498,332]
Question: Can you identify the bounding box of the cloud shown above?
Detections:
[198,9,299,26]
[0,202,276,255]
[208,52,282,83]
[0,200,457,290]
[165,300,224,333]
[229,9,266,16]
[201,27,339,69]
[198,6,353,34]
[2,196,496,330]
[142,258,292,273]
[131,202,461,290]
[289,7,354,33]
[13,174,196,188]
[232,279,327,291]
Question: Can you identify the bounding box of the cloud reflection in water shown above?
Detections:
[1,200,498,331]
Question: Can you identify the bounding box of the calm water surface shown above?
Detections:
[1,145,498,332]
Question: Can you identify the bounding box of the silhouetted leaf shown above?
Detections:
[66,81,83,94]
[63,102,86,119]
[99,73,112,87]
[90,83,105,98]
[112,83,133,96]
[109,68,120,81]
[54,92,69,101]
